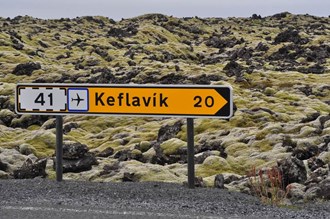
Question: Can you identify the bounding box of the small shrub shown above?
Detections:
[247,166,292,206]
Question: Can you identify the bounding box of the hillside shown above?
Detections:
[0,13,329,203]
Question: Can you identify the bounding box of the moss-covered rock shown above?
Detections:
[196,155,231,177]
[160,138,187,156]
[26,131,56,157]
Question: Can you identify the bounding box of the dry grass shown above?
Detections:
[247,166,292,206]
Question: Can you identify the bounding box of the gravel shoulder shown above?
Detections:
[1,179,330,218]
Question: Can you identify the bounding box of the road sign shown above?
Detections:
[16,84,233,118]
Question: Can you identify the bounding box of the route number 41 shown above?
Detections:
[35,93,53,106]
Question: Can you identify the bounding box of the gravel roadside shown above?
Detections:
[0,179,330,218]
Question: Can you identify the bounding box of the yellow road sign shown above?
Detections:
[16,84,233,118]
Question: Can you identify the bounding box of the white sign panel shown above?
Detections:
[18,87,66,112]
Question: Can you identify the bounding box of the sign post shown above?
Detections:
[16,84,233,185]
[187,118,195,188]
[55,116,63,182]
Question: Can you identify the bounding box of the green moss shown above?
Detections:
[26,131,56,157]
[227,156,266,175]
[196,156,232,177]
[19,143,37,155]
[274,91,301,102]
[203,175,216,187]
[194,119,228,134]
[251,139,273,152]
[46,169,56,180]
[139,141,152,152]
[225,143,249,157]
[229,114,256,127]
[27,125,41,131]
[264,87,277,96]
[160,138,186,155]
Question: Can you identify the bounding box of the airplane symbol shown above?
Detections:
[71,93,84,106]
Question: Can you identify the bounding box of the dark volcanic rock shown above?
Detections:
[96,147,114,158]
[198,140,227,158]
[107,23,138,38]
[205,36,242,49]
[114,149,142,162]
[189,74,223,85]
[10,115,50,128]
[13,158,47,179]
[298,64,325,74]
[0,159,8,171]
[159,73,187,84]
[157,120,183,143]
[214,174,225,189]
[277,156,307,187]
[0,109,17,126]
[300,112,321,123]
[319,178,330,200]
[194,176,206,187]
[271,12,291,19]
[223,60,243,77]
[54,142,96,172]
[292,142,319,160]
[122,172,137,182]
[230,47,253,60]
[274,29,308,44]
[12,62,41,76]
[255,42,269,52]
[59,153,98,173]
[63,122,79,134]
[63,141,89,159]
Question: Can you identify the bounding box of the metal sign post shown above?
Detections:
[187,118,195,189]
[55,116,63,182]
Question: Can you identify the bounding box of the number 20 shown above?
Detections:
[194,96,214,107]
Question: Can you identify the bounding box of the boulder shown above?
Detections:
[142,147,157,163]
[304,186,322,201]
[292,142,319,160]
[274,29,307,44]
[137,141,152,153]
[41,118,56,129]
[63,122,79,134]
[194,176,206,187]
[286,183,306,203]
[0,170,8,179]
[58,153,98,173]
[195,151,220,164]
[196,156,231,177]
[63,141,88,159]
[160,138,187,156]
[214,174,225,189]
[13,158,47,179]
[157,120,183,143]
[0,148,33,174]
[277,156,307,187]
[96,147,114,157]
[319,178,330,200]
[107,24,138,38]
[0,109,17,126]
[223,60,243,77]
[12,62,41,76]
[114,149,142,161]
[184,176,205,188]
[222,173,242,184]
[18,143,37,155]
[10,114,50,128]
[122,172,137,182]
